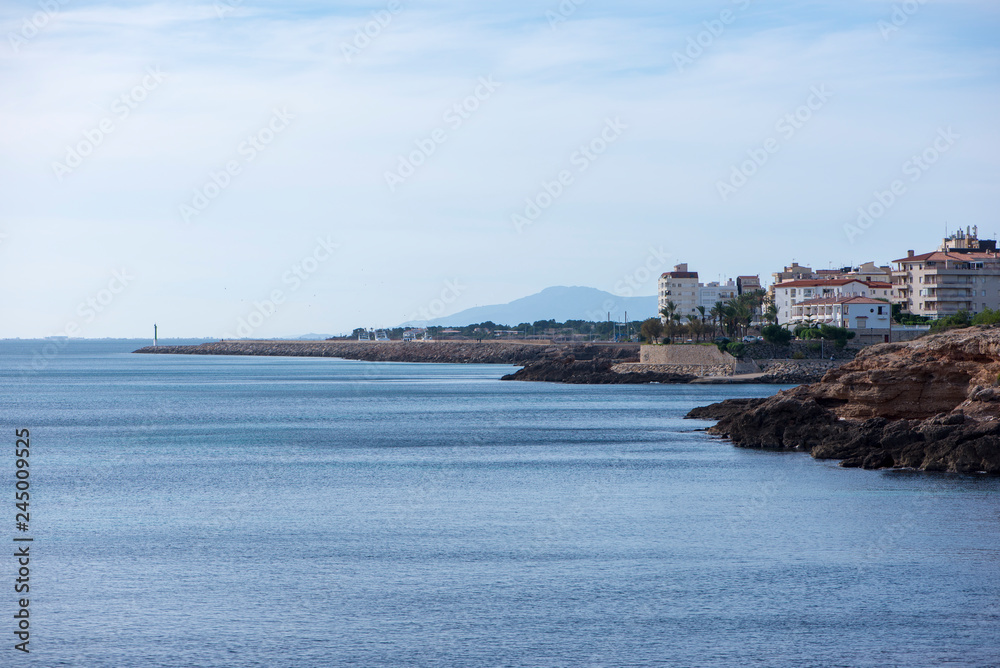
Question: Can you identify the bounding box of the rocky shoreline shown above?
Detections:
[686,326,1000,474]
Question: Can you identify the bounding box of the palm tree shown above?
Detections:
[710,301,726,339]
[763,299,778,326]
[686,314,702,342]
[660,301,681,343]
[695,305,707,341]
[724,297,753,339]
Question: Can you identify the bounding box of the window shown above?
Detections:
[877,306,884,315]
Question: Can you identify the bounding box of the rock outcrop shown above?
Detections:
[501,358,695,384]
[686,326,1000,473]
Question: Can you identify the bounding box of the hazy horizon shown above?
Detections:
[3,0,998,338]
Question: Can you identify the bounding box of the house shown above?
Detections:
[893,228,1000,319]
[769,261,891,302]
[774,278,893,325]
[789,296,892,330]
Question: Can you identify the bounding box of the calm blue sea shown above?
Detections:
[1,340,998,667]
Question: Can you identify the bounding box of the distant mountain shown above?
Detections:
[401,286,658,328]
[294,333,335,340]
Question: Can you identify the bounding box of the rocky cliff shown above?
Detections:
[686,326,1000,473]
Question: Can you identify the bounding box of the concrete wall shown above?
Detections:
[640,344,736,366]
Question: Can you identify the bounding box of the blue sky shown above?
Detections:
[1,0,998,337]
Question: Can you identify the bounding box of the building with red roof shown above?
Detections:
[893,228,1000,319]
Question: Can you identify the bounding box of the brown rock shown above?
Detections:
[686,326,1000,474]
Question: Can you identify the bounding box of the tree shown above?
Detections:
[722,295,754,339]
[695,305,707,341]
[709,301,725,339]
[640,318,663,343]
[686,314,703,342]
[660,301,681,343]
[763,301,778,326]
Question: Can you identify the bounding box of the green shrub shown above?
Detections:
[931,311,972,330]
[808,341,822,352]
[792,350,806,360]
[726,342,745,357]
[762,324,792,345]
[972,308,1000,326]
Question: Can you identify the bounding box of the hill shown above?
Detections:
[401,286,658,327]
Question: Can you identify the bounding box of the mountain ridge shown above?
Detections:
[401,286,658,328]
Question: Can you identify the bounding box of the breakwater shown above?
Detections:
[134,340,639,365]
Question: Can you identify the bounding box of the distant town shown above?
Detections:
[346,228,1000,348]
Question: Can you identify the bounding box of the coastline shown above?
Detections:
[133,340,841,384]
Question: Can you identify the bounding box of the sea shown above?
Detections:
[1,339,998,668]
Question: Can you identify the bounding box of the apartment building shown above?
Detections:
[771,263,813,285]
[698,280,738,309]
[893,229,1000,318]
[774,279,894,325]
[658,264,700,318]
[736,275,762,295]
[788,296,892,330]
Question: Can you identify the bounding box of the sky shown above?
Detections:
[1,0,998,338]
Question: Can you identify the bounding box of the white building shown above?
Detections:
[658,263,700,319]
[698,280,738,309]
[789,296,892,330]
[774,279,893,325]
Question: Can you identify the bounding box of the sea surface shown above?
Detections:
[1,339,998,667]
